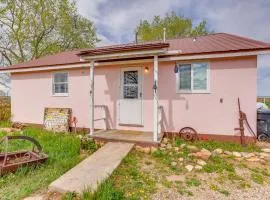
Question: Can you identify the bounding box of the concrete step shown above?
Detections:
[49,142,134,194]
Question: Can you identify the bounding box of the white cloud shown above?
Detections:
[96,34,116,47]
[78,0,190,44]
[196,0,270,42]
[78,0,270,44]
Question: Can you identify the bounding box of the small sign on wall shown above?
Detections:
[44,108,71,132]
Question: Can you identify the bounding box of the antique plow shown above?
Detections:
[0,135,48,175]
[235,98,257,146]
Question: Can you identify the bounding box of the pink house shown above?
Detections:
[2,33,270,145]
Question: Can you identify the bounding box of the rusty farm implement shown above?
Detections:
[0,135,48,175]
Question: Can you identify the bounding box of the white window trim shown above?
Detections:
[52,72,69,97]
[176,62,210,94]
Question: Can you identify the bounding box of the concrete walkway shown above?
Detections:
[49,142,134,194]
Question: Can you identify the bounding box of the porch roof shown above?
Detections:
[77,42,169,56]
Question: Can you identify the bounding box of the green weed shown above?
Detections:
[251,173,265,184]
[186,178,201,187]
[203,156,235,173]
[210,184,230,196]
[85,180,124,200]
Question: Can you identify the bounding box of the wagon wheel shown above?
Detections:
[179,127,199,141]
[258,134,269,142]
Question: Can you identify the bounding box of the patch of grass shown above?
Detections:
[0,120,11,127]
[62,192,78,200]
[186,178,201,187]
[0,127,86,200]
[178,188,193,196]
[203,156,235,173]
[250,167,270,177]
[80,137,98,153]
[250,167,260,173]
[162,179,173,188]
[216,172,246,187]
[180,147,190,159]
[101,151,156,199]
[195,140,260,152]
[261,169,270,177]
[152,149,164,158]
[219,189,230,196]
[227,172,244,182]
[85,179,124,200]
[176,183,193,196]
[238,181,251,189]
[174,138,184,147]
[152,148,186,173]
[152,149,174,166]
[251,173,265,184]
[215,174,227,184]
[209,184,230,196]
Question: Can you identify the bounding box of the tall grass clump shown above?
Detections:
[0,97,11,122]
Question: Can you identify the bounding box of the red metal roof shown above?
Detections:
[167,33,270,55]
[2,33,270,71]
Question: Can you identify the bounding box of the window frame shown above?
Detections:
[176,61,210,94]
[52,72,69,97]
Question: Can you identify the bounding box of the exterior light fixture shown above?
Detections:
[144,66,149,73]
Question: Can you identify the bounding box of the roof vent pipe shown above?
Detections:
[163,27,166,42]
[135,31,138,44]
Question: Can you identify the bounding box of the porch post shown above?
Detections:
[153,55,158,142]
[89,60,95,135]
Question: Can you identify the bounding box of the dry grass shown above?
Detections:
[0,97,11,121]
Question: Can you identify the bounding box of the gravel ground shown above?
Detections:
[152,184,270,200]
[149,154,270,200]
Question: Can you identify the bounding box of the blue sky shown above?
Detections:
[77,0,270,96]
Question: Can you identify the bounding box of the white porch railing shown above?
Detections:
[94,105,108,130]
[158,105,164,138]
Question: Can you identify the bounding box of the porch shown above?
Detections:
[77,42,170,143]
[90,129,164,147]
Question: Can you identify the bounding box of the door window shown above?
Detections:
[123,70,138,99]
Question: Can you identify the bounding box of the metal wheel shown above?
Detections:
[258,134,269,142]
[179,127,199,141]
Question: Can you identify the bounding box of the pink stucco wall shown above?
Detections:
[11,56,257,136]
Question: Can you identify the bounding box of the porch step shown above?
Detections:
[49,142,134,194]
[90,129,164,147]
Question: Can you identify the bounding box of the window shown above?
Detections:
[52,72,68,96]
[176,62,209,93]
[123,70,139,99]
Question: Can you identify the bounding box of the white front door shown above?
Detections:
[119,67,143,125]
